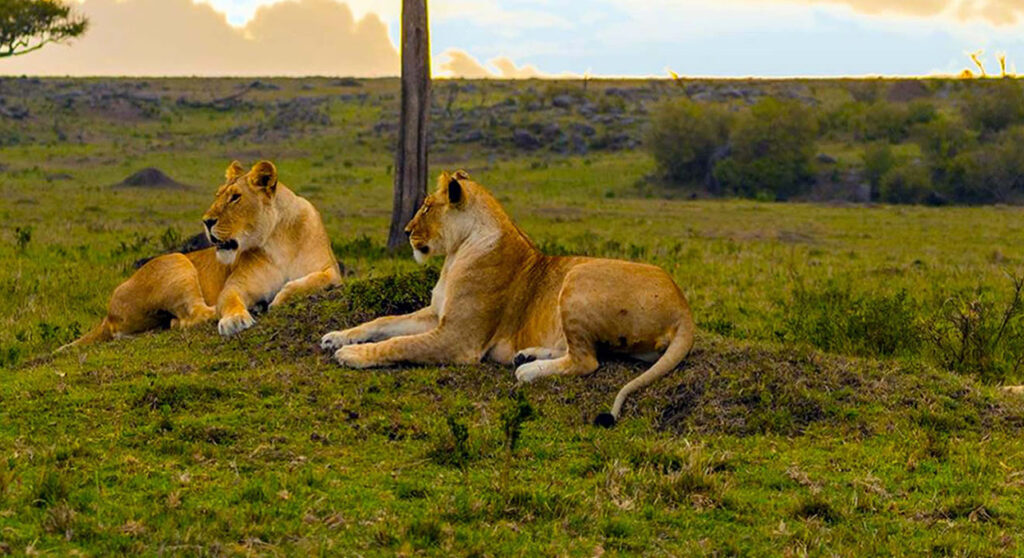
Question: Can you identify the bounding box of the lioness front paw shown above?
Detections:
[321,329,368,351]
[333,345,376,369]
[218,312,255,336]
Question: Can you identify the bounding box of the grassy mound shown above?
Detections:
[5,271,1024,554]
[253,268,1024,436]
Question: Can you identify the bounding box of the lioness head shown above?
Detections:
[202,160,281,265]
[405,169,472,264]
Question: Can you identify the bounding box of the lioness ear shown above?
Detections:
[248,161,278,195]
[225,160,245,182]
[447,177,464,206]
[453,169,470,180]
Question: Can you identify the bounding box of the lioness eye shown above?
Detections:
[229,193,241,203]
[422,206,430,214]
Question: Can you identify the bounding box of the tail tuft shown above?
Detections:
[593,412,617,428]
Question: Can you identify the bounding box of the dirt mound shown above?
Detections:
[113,167,189,189]
[657,337,1024,437]
[254,269,1024,437]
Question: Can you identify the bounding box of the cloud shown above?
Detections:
[437,48,565,78]
[757,0,1024,24]
[0,0,398,76]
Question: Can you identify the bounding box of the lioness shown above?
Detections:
[63,160,340,348]
[321,170,695,425]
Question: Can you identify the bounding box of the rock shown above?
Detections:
[887,80,930,103]
[459,130,484,143]
[513,129,541,150]
[333,77,362,87]
[854,183,872,203]
[817,153,837,164]
[541,122,562,140]
[113,168,189,189]
[570,122,596,137]
[247,80,280,91]
[552,94,574,109]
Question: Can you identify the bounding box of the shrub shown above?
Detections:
[913,115,976,161]
[946,127,1024,204]
[961,80,1024,133]
[819,101,867,138]
[783,281,922,358]
[645,98,730,186]
[862,101,913,142]
[862,142,896,192]
[927,274,1024,384]
[879,161,935,204]
[713,98,818,200]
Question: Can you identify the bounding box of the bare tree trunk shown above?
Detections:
[388,0,431,252]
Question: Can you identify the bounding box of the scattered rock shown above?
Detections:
[552,94,574,109]
[570,122,596,137]
[248,80,280,91]
[513,129,541,150]
[887,80,931,103]
[459,130,484,143]
[332,77,363,87]
[817,153,838,164]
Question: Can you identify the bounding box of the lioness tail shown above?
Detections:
[596,315,695,427]
[55,319,113,353]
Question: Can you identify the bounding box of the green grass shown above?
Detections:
[2,77,1024,554]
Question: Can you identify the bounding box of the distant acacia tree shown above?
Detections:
[0,0,88,58]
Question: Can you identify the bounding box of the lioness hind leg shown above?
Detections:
[512,347,565,367]
[170,302,217,329]
[515,351,598,383]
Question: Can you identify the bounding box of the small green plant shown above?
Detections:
[15,226,32,252]
[159,226,182,251]
[501,389,536,454]
[32,469,68,508]
[429,413,472,468]
[499,390,536,494]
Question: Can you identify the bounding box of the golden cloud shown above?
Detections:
[773,0,1023,24]
[0,0,398,76]
[437,49,558,79]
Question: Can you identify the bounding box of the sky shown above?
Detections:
[3,0,1024,77]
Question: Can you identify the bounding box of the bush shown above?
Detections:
[862,101,914,142]
[879,161,935,204]
[646,98,730,185]
[713,98,818,200]
[927,275,1024,384]
[913,115,976,161]
[946,127,1024,204]
[862,142,896,191]
[783,281,922,358]
[961,80,1024,133]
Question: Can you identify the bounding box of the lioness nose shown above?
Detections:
[404,228,412,237]
[203,218,217,231]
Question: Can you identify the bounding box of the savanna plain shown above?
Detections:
[1,76,1024,555]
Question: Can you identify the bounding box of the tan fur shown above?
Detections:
[61,160,340,350]
[322,171,696,422]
